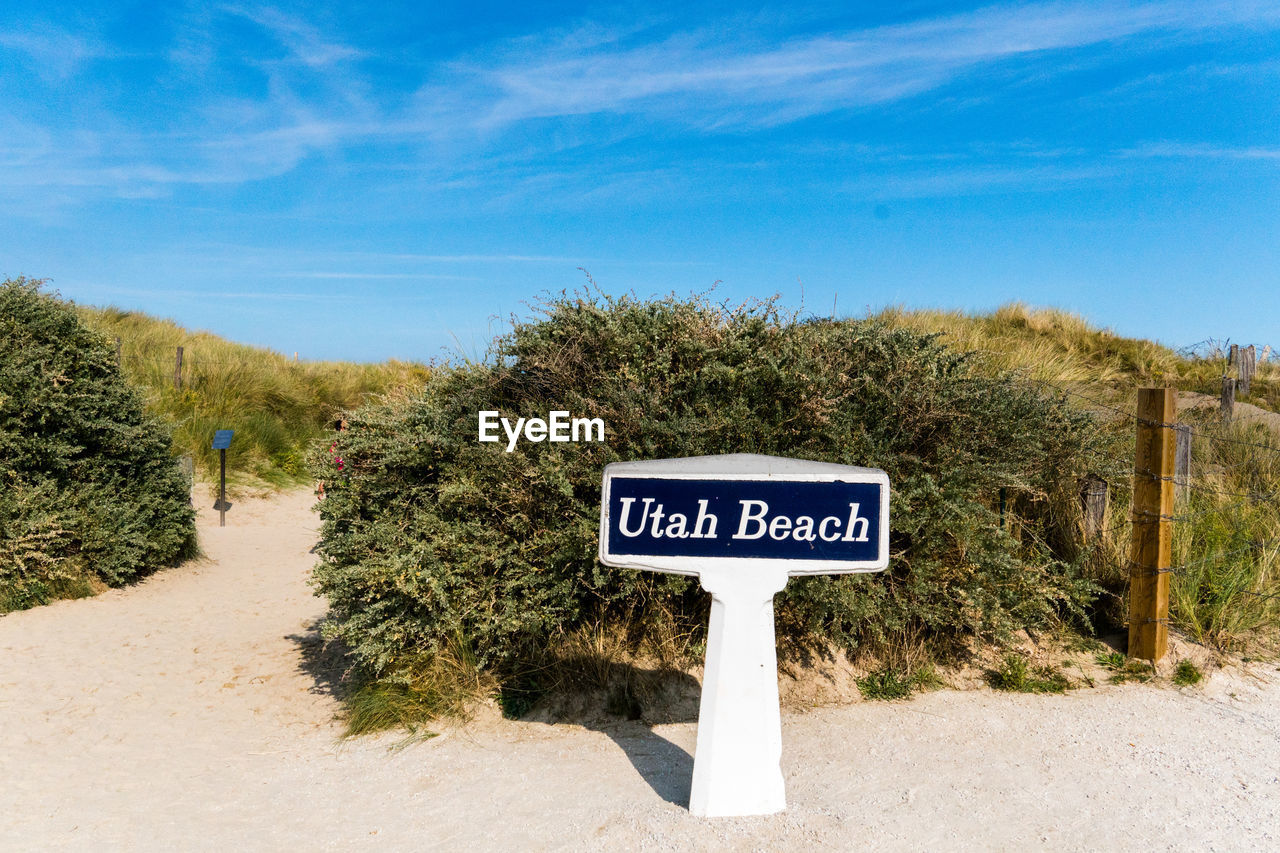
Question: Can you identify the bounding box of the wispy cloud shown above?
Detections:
[0,25,111,79]
[2,0,1278,210]
[221,5,364,68]
[447,0,1280,129]
[268,271,479,280]
[64,284,447,303]
[1120,142,1280,160]
[843,162,1120,199]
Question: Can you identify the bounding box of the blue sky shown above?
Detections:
[1,1,1277,362]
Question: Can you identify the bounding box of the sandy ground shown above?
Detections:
[1178,390,1280,432]
[3,489,1280,851]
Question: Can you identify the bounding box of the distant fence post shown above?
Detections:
[1128,388,1176,663]
[114,337,122,367]
[1174,425,1192,504]
[1220,377,1235,422]
[1080,476,1108,542]
[174,346,184,390]
[1240,344,1256,396]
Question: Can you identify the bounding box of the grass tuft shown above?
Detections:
[342,642,494,737]
[987,653,1071,693]
[1173,660,1204,687]
[857,663,946,700]
[1094,652,1155,684]
[857,667,915,701]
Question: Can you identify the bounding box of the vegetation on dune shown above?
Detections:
[1165,415,1280,650]
[78,305,429,491]
[877,302,1278,410]
[312,293,1121,721]
[0,278,197,613]
[5,274,1275,713]
[881,303,1280,653]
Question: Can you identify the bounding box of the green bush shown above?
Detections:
[0,279,196,611]
[312,294,1118,690]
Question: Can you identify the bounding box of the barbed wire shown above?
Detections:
[1127,535,1280,578]
[1183,427,1280,456]
[1027,379,1138,422]
[1027,379,1280,454]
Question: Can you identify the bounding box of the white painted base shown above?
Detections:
[688,565,789,818]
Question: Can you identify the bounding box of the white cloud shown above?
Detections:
[268,271,479,280]
[0,26,108,79]
[448,0,1280,129]
[220,5,364,68]
[1120,142,1280,160]
[2,0,1278,208]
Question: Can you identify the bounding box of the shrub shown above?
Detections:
[0,279,196,611]
[311,293,1117,695]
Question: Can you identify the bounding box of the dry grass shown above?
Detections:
[874,302,1277,401]
[78,305,429,492]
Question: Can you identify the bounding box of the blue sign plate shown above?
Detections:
[599,454,889,577]
[212,430,234,450]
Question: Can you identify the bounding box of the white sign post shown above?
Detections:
[598,453,890,817]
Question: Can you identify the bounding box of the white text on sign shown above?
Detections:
[616,497,872,543]
[477,410,605,452]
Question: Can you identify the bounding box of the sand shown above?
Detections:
[3,488,1279,851]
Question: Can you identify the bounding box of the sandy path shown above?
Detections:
[3,489,1280,851]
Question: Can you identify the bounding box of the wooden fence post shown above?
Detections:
[1220,377,1235,422]
[114,337,122,367]
[1240,345,1256,396]
[174,346,184,390]
[1128,388,1176,662]
[1080,477,1108,542]
[1174,425,1192,504]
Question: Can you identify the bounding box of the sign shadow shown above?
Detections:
[285,622,701,807]
[600,722,694,807]
[518,662,702,808]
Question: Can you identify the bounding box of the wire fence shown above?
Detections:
[1024,375,1280,656]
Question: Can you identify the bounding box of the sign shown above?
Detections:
[212,430,234,527]
[598,453,890,818]
[600,454,889,574]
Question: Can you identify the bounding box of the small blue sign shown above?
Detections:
[212,430,234,450]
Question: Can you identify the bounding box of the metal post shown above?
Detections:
[219,448,226,528]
